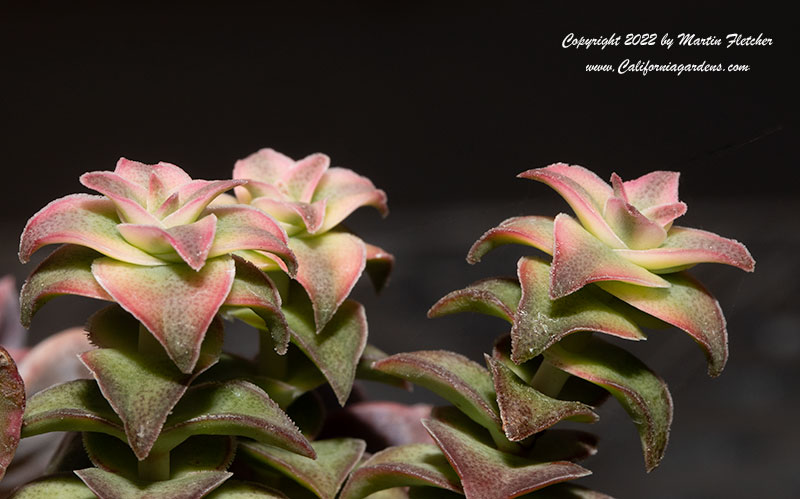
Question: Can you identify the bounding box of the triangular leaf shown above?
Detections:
[428,277,520,323]
[467,216,555,264]
[205,480,289,498]
[1,347,25,481]
[75,467,231,499]
[8,473,95,498]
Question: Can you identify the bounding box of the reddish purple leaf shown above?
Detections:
[76,467,231,499]
[1,347,25,481]
[312,167,389,233]
[467,216,555,264]
[117,214,217,271]
[619,171,680,213]
[602,197,666,250]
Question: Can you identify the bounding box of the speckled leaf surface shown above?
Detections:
[116,215,217,271]
[598,272,728,376]
[356,345,412,390]
[240,438,365,499]
[543,336,672,471]
[550,214,669,299]
[223,256,289,354]
[467,216,555,264]
[284,292,367,406]
[486,355,596,442]
[423,408,590,499]
[372,351,501,436]
[602,197,666,250]
[364,243,394,293]
[205,480,289,498]
[428,277,521,323]
[1,347,25,481]
[513,256,644,363]
[19,244,111,327]
[91,256,235,373]
[81,306,223,459]
[75,467,231,499]
[8,473,95,498]
[22,379,125,441]
[18,194,164,266]
[340,443,462,499]
[155,380,314,458]
[311,166,389,234]
[288,232,366,332]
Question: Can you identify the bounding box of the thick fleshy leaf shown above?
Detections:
[284,153,330,202]
[615,226,756,273]
[598,272,729,376]
[79,171,157,225]
[364,243,394,293]
[162,179,247,228]
[543,336,673,472]
[513,256,644,363]
[620,171,680,212]
[19,194,165,266]
[312,167,389,233]
[528,430,599,463]
[251,198,327,235]
[76,467,231,499]
[114,158,192,193]
[118,214,217,270]
[423,408,591,499]
[240,438,365,499]
[640,202,687,228]
[1,347,25,481]
[356,345,412,390]
[19,245,111,328]
[154,380,314,458]
[550,214,670,299]
[526,483,614,499]
[233,148,306,197]
[205,481,289,498]
[372,351,501,438]
[340,443,462,499]
[603,198,667,250]
[520,165,623,248]
[223,256,289,354]
[467,216,555,264]
[486,355,597,442]
[8,473,95,498]
[91,256,235,373]
[81,307,223,460]
[284,293,367,406]
[289,232,366,332]
[207,205,296,274]
[428,277,521,323]
[22,379,125,441]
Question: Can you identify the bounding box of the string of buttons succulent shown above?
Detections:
[0,157,753,498]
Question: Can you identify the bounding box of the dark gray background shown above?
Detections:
[1,2,797,498]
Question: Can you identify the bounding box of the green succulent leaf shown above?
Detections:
[467,216,555,264]
[485,355,597,442]
[427,277,521,323]
[543,335,672,471]
[205,480,289,498]
[1,347,25,481]
[422,407,591,499]
[340,443,462,499]
[513,256,644,364]
[598,272,728,377]
[8,473,95,498]
[240,438,366,499]
[82,306,224,460]
[22,379,125,441]
[356,344,412,390]
[154,380,314,459]
[75,467,231,499]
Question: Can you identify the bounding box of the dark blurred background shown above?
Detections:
[1,2,797,498]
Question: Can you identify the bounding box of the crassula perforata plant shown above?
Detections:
[337,164,754,498]
[1,149,400,498]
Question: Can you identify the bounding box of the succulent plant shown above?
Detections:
[340,164,754,498]
[4,150,397,498]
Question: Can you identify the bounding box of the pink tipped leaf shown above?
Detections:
[250,197,327,235]
[428,277,521,323]
[365,243,394,293]
[239,438,365,499]
[513,256,644,363]
[321,401,431,449]
[284,152,330,203]
[222,256,289,354]
[16,327,92,397]
[486,355,597,442]
[543,335,673,472]
[289,232,366,333]
[162,179,246,228]
[603,197,667,250]
[19,245,111,327]
[117,214,217,271]
[312,167,389,234]
[598,272,729,376]
[233,148,298,190]
[75,468,231,499]
[19,194,165,266]
[467,216,555,264]
[1,347,25,481]
[114,158,192,192]
[520,165,624,248]
[79,171,159,226]
[620,171,681,212]
[551,214,670,299]
[340,443,462,499]
[641,202,687,228]
[615,226,756,273]
[91,256,235,374]
[423,407,591,499]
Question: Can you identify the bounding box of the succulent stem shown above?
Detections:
[138,451,170,482]
[530,359,570,398]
